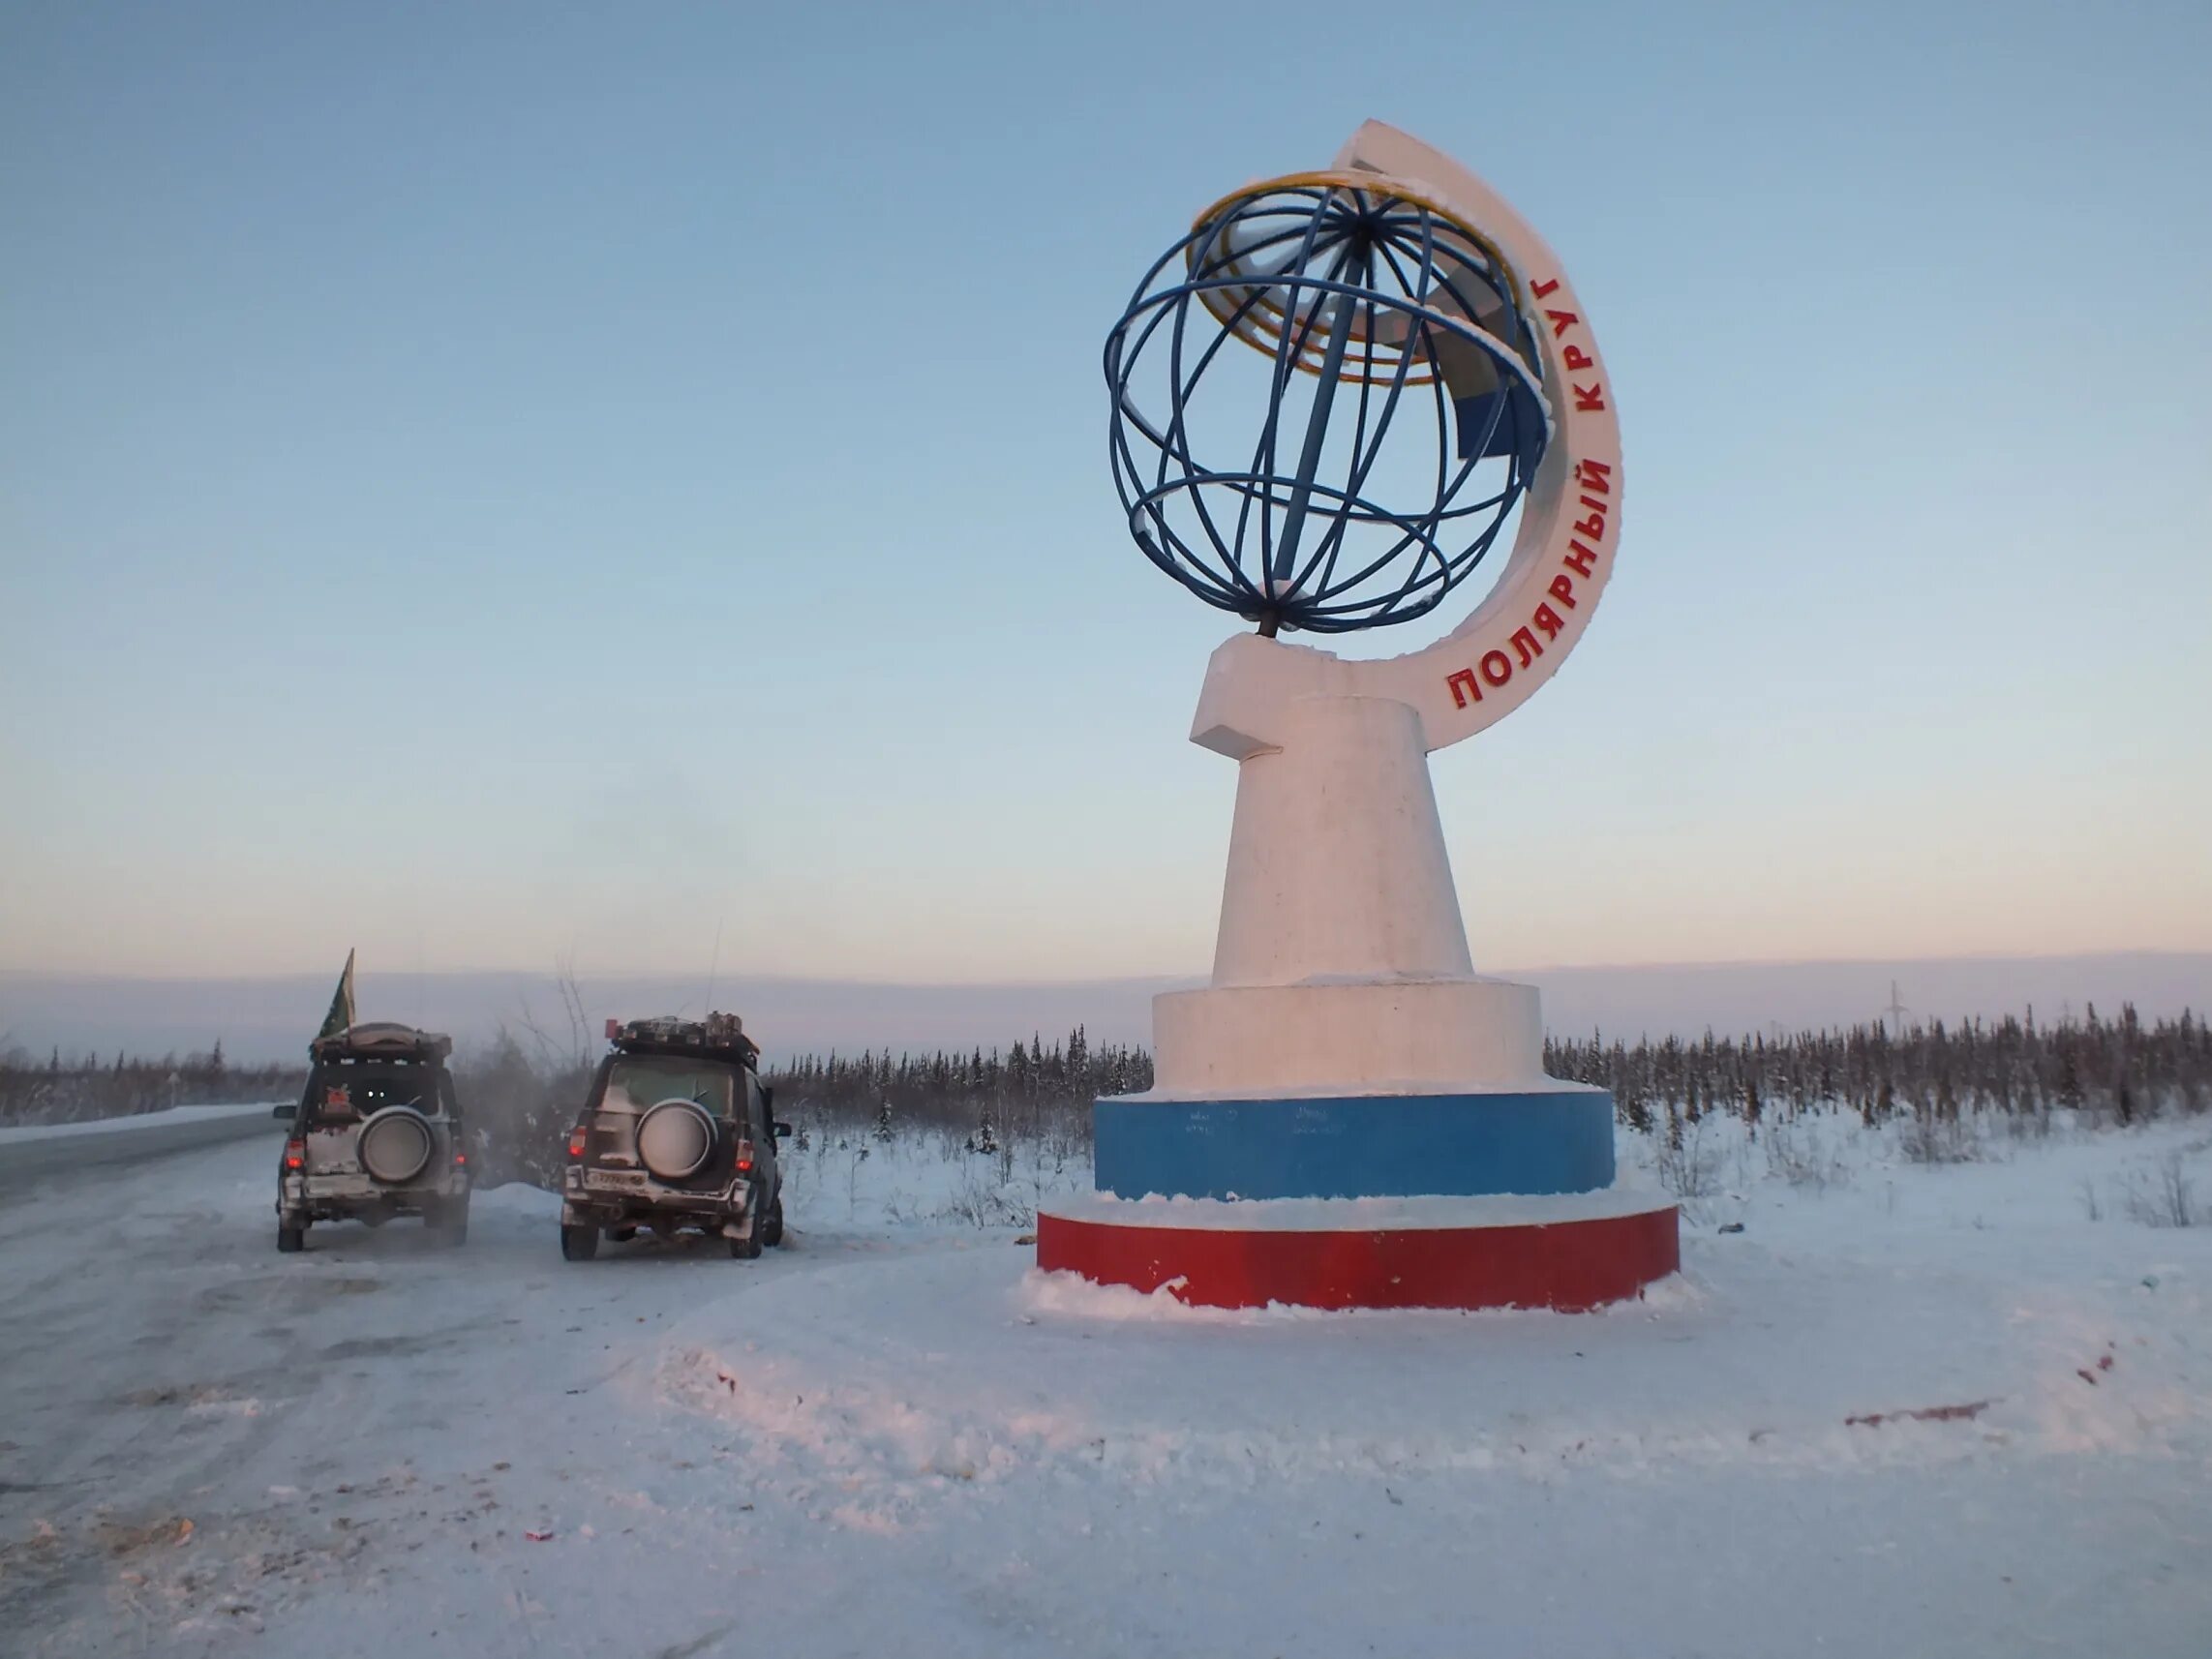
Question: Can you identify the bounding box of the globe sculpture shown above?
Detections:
[1106,175,1550,636]
[1037,122,1680,1312]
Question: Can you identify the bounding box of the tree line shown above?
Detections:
[1544,1004,2208,1141]
[762,1027,1153,1148]
[0,1041,308,1127]
[10,1005,2203,1169]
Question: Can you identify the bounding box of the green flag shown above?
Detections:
[317,949,356,1043]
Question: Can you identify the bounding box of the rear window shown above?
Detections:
[306,1062,449,1125]
[601,1056,738,1119]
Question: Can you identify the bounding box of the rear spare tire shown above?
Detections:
[636,1099,716,1183]
[357,1107,436,1185]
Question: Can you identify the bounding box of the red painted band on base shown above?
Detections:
[1036,1205,1679,1312]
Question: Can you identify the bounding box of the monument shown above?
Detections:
[1035,122,1679,1311]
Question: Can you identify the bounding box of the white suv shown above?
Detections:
[274,1023,470,1252]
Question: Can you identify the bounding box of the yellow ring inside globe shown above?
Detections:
[1184,170,1530,389]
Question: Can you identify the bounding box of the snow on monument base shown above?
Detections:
[1036,1191,1681,1312]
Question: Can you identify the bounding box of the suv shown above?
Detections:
[273,1023,470,1252]
[560,1012,788,1261]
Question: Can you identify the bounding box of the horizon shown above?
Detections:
[8,942,2212,989]
[7,950,2204,1068]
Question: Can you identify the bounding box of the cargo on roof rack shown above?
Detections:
[310,1022,455,1064]
[604,1011,759,1066]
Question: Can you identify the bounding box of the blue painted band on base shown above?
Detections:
[1092,1090,1616,1201]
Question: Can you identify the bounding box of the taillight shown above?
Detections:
[284,1138,306,1170]
[566,1128,587,1160]
[453,1151,468,1166]
[734,1138,755,1174]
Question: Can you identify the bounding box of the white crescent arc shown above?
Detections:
[1188,121,1622,760]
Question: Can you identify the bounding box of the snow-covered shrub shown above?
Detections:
[1655,1116,1725,1204]
[452,1030,591,1190]
[1762,1118,1853,1191]
[2076,1176,2103,1222]
[1898,1108,1983,1165]
[2118,1151,2199,1228]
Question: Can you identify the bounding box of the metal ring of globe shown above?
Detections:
[1106,172,1555,636]
[1147,123,1624,760]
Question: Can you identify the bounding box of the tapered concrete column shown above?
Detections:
[1212,695,1472,989]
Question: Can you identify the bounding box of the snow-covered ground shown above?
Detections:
[1,1114,2206,1657]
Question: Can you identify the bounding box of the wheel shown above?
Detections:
[429,1200,469,1247]
[560,1222,600,1261]
[761,1194,784,1248]
[730,1224,763,1260]
[277,1222,305,1253]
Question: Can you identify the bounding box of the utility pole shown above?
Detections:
[1883,980,1910,1038]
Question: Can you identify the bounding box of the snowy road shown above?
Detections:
[2,1127,2208,1657]
[0,1105,280,1190]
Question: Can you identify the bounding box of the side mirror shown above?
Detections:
[271,1103,297,1121]
[772,1121,792,1139]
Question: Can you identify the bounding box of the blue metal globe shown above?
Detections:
[1106,174,1552,635]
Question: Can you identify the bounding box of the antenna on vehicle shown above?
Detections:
[702,916,725,1018]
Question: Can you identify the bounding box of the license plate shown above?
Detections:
[587,1170,649,1191]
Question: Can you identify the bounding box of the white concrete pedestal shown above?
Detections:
[1153,691,1558,1106]
[1211,694,1472,991]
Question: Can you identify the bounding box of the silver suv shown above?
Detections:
[273,1023,470,1252]
[559,1013,787,1260]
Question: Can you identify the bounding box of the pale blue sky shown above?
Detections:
[3,0,2208,982]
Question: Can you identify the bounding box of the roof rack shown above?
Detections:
[311,1022,455,1063]
[605,1011,759,1066]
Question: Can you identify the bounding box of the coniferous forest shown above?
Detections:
[5,1008,2203,1191]
[761,1028,1153,1145]
[1543,1004,2207,1141]
[756,1007,2209,1142]
[0,1042,305,1127]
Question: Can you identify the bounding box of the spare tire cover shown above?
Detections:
[636,1100,716,1182]
[357,1108,436,1185]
